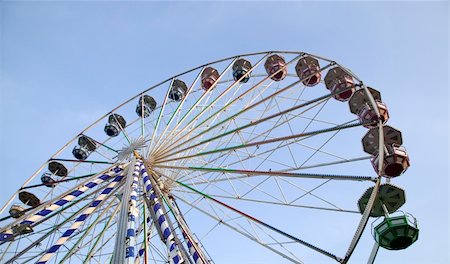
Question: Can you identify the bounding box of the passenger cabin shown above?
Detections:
[201,67,220,91]
[169,79,188,101]
[72,135,97,160]
[349,87,389,128]
[371,144,410,177]
[136,95,157,118]
[362,125,403,155]
[9,204,26,218]
[324,67,355,101]
[41,172,57,188]
[374,212,419,250]
[19,191,40,208]
[232,59,252,83]
[12,223,33,236]
[264,54,287,81]
[41,161,68,187]
[358,184,405,217]
[104,114,126,137]
[295,56,321,87]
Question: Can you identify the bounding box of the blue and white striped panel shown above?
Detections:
[36,171,125,264]
[0,166,123,242]
[125,160,142,263]
[140,164,183,264]
[185,233,202,264]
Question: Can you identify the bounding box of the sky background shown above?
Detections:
[0,1,449,264]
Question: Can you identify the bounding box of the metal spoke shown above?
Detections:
[156,120,371,164]
[152,59,238,155]
[164,175,341,261]
[155,61,333,159]
[152,54,271,156]
[174,194,303,264]
[153,165,375,181]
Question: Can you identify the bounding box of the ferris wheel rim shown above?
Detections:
[0,50,393,264]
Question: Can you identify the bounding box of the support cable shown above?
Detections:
[169,178,342,262]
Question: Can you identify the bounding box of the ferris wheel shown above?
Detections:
[0,51,419,264]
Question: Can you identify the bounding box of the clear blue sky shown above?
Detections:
[0,1,448,263]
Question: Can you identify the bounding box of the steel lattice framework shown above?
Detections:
[0,51,414,264]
